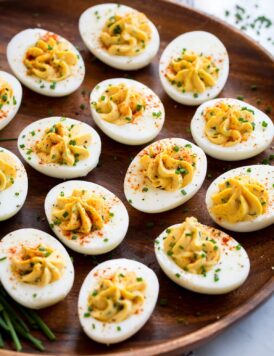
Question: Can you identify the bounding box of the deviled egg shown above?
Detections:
[159,31,229,105]
[0,71,22,130]
[18,116,101,179]
[206,165,274,232]
[7,28,85,97]
[79,3,160,70]
[45,180,129,255]
[191,98,274,160]
[90,78,165,145]
[124,138,207,213]
[155,216,250,294]
[78,258,159,344]
[0,228,74,309]
[0,147,28,221]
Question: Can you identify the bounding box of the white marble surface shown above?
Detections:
[173,1,274,355]
[189,0,274,56]
[194,296,274,356]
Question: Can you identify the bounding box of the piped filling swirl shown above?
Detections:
[164,217,220,274]
[0,153,16,192]
[140,144,196,191]
[87,271,146,322]
[93,83,146,125]
[11,244,65,286]
[34,122,91,166]
[204,102,254,146]
[100,12,151,57]
[52,189,110,238]
[23,32,78,82]
[166,49,219,94]
[211,175,269,223]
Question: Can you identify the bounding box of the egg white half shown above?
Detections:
[0,71,22,130]
[7,28,85,97]
[90,78,165,145]
[79,3,160,70]
[17,116,101,179]
[124,138,207,213]
[0,228,74,309]
[191,98,274,161]
[45,180,129,255]
[155,222,250,294]
[78,258,159,344]
[206,165,274,232]
[0,147,28,221]
[159,31,229,105]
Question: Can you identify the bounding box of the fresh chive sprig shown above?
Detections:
[0,284,56,351]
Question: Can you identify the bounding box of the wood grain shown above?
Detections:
[0,0,273,355]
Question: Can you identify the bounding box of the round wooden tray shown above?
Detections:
[0,0,273,355]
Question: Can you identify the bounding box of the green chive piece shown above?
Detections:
[0,138,17,142]
[27,309,56,341]
[0,331,4,348]
[2,310,22,351]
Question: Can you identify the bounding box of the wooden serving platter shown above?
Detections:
[0,0,273,355]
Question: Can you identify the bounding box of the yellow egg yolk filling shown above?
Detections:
[0,79,13,111]
[166,50,219,94]
[204,103,255,146]
[100,12,151,57]
[211,175,268,223]
[52,189,110,236]
[34,122,91,166]
[11,244,65,286]
[23,33,78,82]
[93,84,146,125]
[164,217,220,274]
[88,271,146,322]
[140,144,196,191]
[0,153,16,192]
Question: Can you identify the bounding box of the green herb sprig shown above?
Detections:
[0,285,56,351]
[0,138,17,142]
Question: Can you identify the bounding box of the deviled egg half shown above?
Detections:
[0,71,22,130]
[45,180,129,255]
[155,216,250,294]
[18,116,101,179]
[0,147,28,221]
[124,138,207,213]
[0,228,74,309]
[7,28,85,96]
[206,165,274,232]
[90,78,165,145]
[79,3,160,70]
[159,31,229,105]
[78,258,159,344]
[191,98,274,160]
